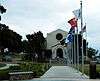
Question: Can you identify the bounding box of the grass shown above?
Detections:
[79,64,89,76]
[78,64,100,76]
[96,64,100,72]
[0,69,9,80]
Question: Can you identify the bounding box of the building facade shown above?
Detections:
[46,29,69,59]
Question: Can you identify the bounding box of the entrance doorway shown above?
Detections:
[56,48,63,58]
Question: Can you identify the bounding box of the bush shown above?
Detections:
[20,63,50,77]
[0,63,6,67]
[9,66,21,72]
[0,69,9,80]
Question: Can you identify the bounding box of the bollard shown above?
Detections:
[89,61,96,79]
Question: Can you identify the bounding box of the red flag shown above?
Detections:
[68,18,77,28]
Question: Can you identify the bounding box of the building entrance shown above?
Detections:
[56,48,63,58]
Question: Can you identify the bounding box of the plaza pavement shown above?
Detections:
[41,66,89,79]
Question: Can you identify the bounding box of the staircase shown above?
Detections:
[50,58,67,66]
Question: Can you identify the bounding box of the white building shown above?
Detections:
[46,29,69,59]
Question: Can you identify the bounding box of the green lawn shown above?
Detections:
[78,64,100,76]
[96,64,100,72]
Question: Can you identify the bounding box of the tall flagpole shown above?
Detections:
[76,21,79,71]
[85,23,89,75]
[73,29,76,68]
[80,0,84,74]
[85,23,88,62]
[72,42,73,67]
[71,31,74,67]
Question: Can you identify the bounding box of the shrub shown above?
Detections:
[0,63,6,67]
[20,63,50,77]
[0,69,9,80]
[9,66,21,72]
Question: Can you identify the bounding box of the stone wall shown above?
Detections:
[9,71,34,80]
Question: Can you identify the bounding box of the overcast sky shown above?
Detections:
[1,0,100,51]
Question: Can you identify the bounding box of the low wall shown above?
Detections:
[9,71,34,80]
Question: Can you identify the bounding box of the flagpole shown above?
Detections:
[80,0,84,74]
[85,24,88,61]
[70,43,72,66]
[71,30,74,68]
[72,30,74,68]
[72,42,73,67]
[76,21,79,71]
[73,30,76,68]
[84,23,88,61]
[85,23,89,75]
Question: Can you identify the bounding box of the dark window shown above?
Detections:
[56,33,63,40]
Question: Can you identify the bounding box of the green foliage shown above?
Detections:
[96,64,100,72]
[79,64,100,76]
[9,66,21,72]
[79,64,89,76]
[24,31,46,61]
[0,5,6,21]
[0,23,22,52]
[26,31,46,53]
[20,63,49,77]
[22,40,30,52]
[0,5,6,14]
[0,63,6,67]
[0,63,50,79]
[87,47,98,58]
[0,69,9,80]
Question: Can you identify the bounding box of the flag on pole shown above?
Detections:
[68,18,77,28]
[79,24,86,34]
[68,34,73,42]
[68,28,75,34]
[73,9,81,19]
[65,34,73,43]
[82,24,86,32]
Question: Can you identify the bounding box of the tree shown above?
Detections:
[26,31,46,60]
[0,23,22,52]
[26,31,46,53]
[87,47,98,58]
[0,5,6,14]
[0,5,6,20]
[22,40,30,52]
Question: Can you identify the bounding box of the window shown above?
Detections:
[56,33,63,40]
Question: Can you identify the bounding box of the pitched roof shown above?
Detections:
[47,29,67,34]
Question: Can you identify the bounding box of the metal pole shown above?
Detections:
[71,42,73,67]
[76,24,79,71]
[85,23,89,75]
[85,23,88,61]
[70,43,72,66]
[80,0,84,74]
[73,31,76,68]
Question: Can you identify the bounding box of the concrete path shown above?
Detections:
[41,66,89,79]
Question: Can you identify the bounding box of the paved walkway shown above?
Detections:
[41,66,89,79]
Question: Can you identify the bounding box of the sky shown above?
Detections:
[1,0,100,51]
